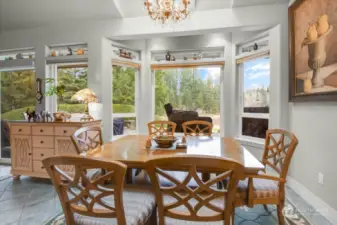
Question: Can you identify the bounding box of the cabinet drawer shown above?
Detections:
[33,161,47,174]
[32,126,54,136]
[55,126,79,136]
[11,125,31,135]
[32,136,54,148]
[33,148,55,161]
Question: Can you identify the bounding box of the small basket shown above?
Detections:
[153,136,177,148]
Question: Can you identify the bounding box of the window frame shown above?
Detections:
[237,52,270,142]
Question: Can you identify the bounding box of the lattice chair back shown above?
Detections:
[147,120,177,138]
[71,126,103,154]
[146,155,244,225]
[43,156,128,225]
[262,129,298,179]
[182,120,213,136]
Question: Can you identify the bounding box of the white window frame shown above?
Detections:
[237,49,270,143]
[111,64,140,135]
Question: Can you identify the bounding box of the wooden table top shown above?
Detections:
[86,135,265,174]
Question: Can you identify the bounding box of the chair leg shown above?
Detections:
[232,208,235,225]
[277,202,285,225]
[263,204,269,213]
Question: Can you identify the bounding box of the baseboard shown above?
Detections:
[287,176,337,225]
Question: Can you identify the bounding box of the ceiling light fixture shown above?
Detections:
[144,0,191,24]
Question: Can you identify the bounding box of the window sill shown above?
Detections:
[235,136,265,149]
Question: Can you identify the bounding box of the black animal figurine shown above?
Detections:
[166,52,171,61]
[26,108,37,122]
[67,47,73,56]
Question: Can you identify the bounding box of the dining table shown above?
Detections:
[86,135,265,183]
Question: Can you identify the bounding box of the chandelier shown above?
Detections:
[144,0,191,24]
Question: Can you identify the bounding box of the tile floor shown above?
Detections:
[0,165,332,225]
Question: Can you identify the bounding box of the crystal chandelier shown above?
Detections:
[144,0,191,24]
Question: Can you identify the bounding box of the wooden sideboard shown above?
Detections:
[8,120,101,179]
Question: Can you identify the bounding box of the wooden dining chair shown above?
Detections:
[71,126,103,154]
[146,155,244,225]
[42,156,156,225]
[236,129,298,225]
[147,120,177,138]
[182,120,213,136]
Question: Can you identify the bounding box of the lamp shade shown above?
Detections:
[71,88,97,103]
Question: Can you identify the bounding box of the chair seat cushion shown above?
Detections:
[237,176,279,199]
[164,218,225,225]
[73,190,155,225]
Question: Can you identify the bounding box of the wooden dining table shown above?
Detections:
[86,135,265,178]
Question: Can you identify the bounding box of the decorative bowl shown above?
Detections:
[153,136,177,148]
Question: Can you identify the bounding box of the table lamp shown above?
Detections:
[71,88,97,121]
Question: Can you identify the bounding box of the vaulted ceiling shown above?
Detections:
[0,0,288,32]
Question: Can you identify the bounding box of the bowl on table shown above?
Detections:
[153,136,177,148]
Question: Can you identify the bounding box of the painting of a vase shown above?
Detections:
[289,0,337,101]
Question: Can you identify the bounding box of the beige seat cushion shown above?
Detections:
[73,190,155,225]
[164,218,226,225]
[237,176,279,199]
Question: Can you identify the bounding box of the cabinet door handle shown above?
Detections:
[28,153,32,156]
[40,129,44,132]
[40,154,44,157]
[63,130,67,134]
[40,141,44,144]
[18,129,22,132]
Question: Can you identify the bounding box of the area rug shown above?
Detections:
[44,200,310,225]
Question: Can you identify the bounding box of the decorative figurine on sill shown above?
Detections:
[184,57,188,60]
[66,47,73,56]
[172,56,176,61]
[8,57,13,60]
[4,57,9,61]
[16,53,23,59]
[39,111,53,122]
[29,54,33,59]
[166,52,171,61]
[77,48,84,55]
[193,54,198,60]
[26,108,37,122]
[197,52,203,60]
[51,49,56,57]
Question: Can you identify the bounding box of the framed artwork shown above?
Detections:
[289,0,337,101]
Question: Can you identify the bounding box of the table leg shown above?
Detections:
[126,168,133,184]
[201,172,210,182]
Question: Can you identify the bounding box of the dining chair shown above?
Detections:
[182,120,213,136]
[71,126,103,154]
[42,156,157,225]
[236,129,298,225]
[146,155,244,225]
[147,120,177,138]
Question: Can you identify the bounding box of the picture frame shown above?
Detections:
[289,0,337,101]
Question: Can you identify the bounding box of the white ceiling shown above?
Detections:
[0,0,289,31]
